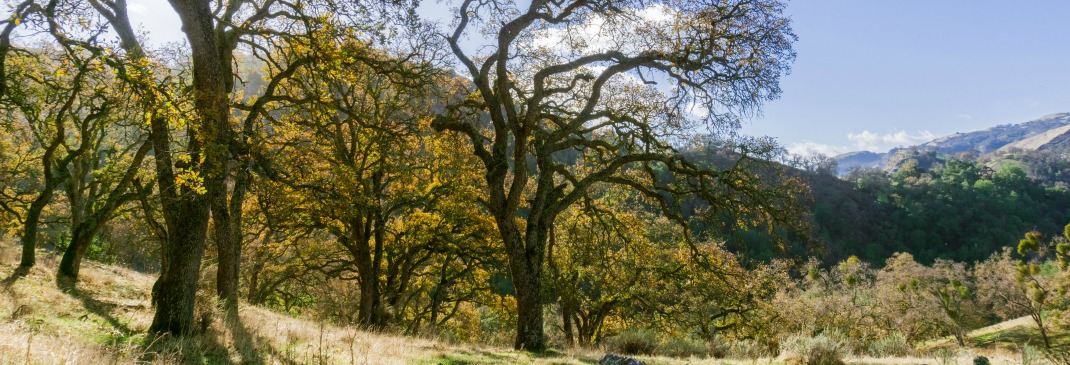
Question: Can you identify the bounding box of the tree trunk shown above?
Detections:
[150,211,210,334]
[214,165,248,310]
[494,197,550,351]
[19,191,52,268]
[510,222,548,350]
[351,218,384,329]
[57,140,151,279]
[358,273,383,328]
[513,270,546,351]
[427,253,450,331]
[149,0,234,335]
[58,219,99,278]
[1038,318,1051,348]
[561,300,575,347]
[88,0,218,335]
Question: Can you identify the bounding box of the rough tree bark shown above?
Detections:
[151,0,234,334]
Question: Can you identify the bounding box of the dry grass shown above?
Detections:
[0,239,614,364]
[0,238,1056,364]
[921,314,1070,358]
[0,240,456,364]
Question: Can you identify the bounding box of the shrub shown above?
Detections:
[717,338,773,359]
[605,329,659,355]
[657,337,708,358]
[779,334,847,365]
[866,333,913,357]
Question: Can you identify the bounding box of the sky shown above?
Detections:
[126,0,1070,156]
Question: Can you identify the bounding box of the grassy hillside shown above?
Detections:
[923,316,1070,355]
[0,239,1056,365]
[0,240,758,365]
[0,240,591,364]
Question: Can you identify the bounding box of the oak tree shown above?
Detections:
[433,0,795,350]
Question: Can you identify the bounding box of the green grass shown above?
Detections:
[967,322,1070,351]
[920,313,1070,361]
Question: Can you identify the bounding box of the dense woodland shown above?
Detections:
[801,158,1070,264]
[2,0,1070,361]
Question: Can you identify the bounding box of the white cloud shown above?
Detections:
[786,141,851,156]
[532,4,676,53]
[847,130,935,151]
[788,130,936,157]
[686,101,709,118]
[639,4,674,22]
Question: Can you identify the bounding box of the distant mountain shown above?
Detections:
[833,113,1070,175]
[834,151,884,175]
[994,123,1070,154]
[919,113,1070,155]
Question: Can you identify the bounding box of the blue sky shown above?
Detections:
[745,1,1070,155]
[130,0,1070,156]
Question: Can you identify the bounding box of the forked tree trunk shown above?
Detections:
[58,140,151,279]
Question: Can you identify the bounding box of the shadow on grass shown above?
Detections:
[428,348,597,365]
[224,309,271,365]
[136,331,238,365]
[970,324,1070,351]
[56,277,267,364]
[431,356,475,365]
[0,265,30,287]
[57,275,136,337]
[53,276,325,365]
[135,309,308,365]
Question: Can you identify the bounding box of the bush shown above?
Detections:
[779,334,847,365]
[866,333,913,357]
[658,337,708,358]
[605,329,659,355]
[716,338,773,359]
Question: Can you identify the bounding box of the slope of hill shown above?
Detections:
[919,113,1070,155]
[0,240,610,365]
[833,113,1070,174]
[834,151,885,176]
[1,238,1044,364]
[995,124,1070,153]
[922,315,1070,358]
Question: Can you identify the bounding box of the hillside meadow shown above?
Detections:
[0,238,1058,365]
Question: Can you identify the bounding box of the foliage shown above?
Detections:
[604,328,659,356]
[810,159,1070,264]
[432,0,799,350]
[866,333,913,358]
[779,333,847,365]
[7,0,1070,358]
[773,257,886,351]
[708,337,774,359]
